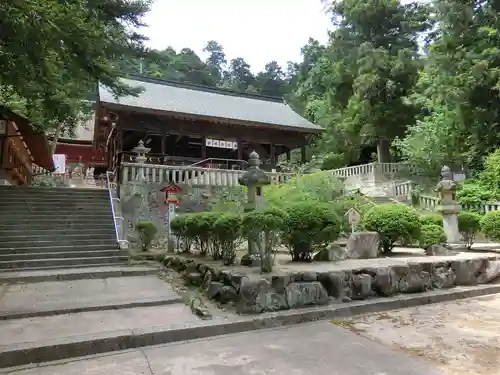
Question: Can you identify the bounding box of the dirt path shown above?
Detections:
[337,294,500,375]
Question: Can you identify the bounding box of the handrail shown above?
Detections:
[106,171,129,249]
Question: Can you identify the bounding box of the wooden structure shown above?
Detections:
[94,75,322,173]
[0,107,54,185]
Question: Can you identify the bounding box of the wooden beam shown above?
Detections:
[118,112,307,148]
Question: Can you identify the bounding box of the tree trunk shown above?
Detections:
[377,138,391,163]
[50,124,63,155]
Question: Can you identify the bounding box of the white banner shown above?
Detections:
[52,154,66,174]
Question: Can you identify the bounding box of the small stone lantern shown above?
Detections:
[238,151,270,266]
[436,165,462,245]
[132,140,150,181]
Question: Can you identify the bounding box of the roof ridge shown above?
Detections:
[125,74,285,104]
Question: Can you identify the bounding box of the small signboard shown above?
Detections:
[160,183,182,205]
[345,208,361,233]
[52,154,66,174]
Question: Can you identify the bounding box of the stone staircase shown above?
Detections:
[0,186,129,272]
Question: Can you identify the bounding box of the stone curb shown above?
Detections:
[1,283,500,369]
[0,268,158,284]
[0,296,183,321]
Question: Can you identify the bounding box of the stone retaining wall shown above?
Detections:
[163,255,500,314]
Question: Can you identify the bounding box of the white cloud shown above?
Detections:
[141,0,332,72]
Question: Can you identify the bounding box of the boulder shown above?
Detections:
[393,264,431,293]
[432,266,456,289]
[185,272,203,286]
[271,275,291,293]
[477,260,500,284]
[206,281,224,299]
[425,244,459,256]
[285,282,329,309]
[345,232,379,259]
[452,259,486,285]
[350,274,372,300]
[218,285,238,304]
[237,277,287,314]
[240,253,262,267]
[313,244,347,261]
[373,267,399,296]
[317,271,351,299]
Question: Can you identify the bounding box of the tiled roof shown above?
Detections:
[98,76,321,132]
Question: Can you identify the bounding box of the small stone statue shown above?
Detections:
[436,166,462,246]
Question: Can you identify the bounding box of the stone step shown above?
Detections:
[0,232,116,243]
[0,265,158,283]
[0,262,131,273]
[0,187,109,195]
[0,244,118,254]
[0,256,129,270]
[0,216,115,225]
[0,213,113,221]
[0,238,117,249]
[0,197,110,204]
[0,228,116,237]
[0,222,116,231]
[0,205,112,213]
[0,249,127,261]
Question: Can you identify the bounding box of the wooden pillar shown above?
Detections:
[270,143,276,166]
[201,136,207,159]
[237,140,243,160]
[286,149,291,162]
[300,145,306,164]
[161,134,167,155]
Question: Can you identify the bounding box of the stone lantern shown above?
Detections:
[238,151,270,266]
[132,140,150,181]
[436,165,462,246]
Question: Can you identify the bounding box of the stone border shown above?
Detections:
[1,283,500,369]
[164,254,500,313]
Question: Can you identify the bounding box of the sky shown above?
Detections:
[142,0,332,73]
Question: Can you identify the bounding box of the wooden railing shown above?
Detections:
[120,162,294,186]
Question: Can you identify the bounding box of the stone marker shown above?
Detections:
[345,232,380,259]
[436,165,463,247]
[346,207,361,233]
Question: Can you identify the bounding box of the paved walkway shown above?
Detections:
[1,322,442,375]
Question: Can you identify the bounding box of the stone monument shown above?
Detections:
[238,151,270,267]
[83,167,96,187]
[436,165,462,246]
[132,140,150,181]
[70,160,84,187]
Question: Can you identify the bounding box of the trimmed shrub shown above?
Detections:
[282,201,340,262]
[481,211,500,241]
[241,207,286,272]
[170,215,193,252]
[420,214,442,228]
[331,195,371,233]
[419,224,446,249]
[458,211,482,249]
[179,212,219,256]
[363,204,420,254]
[212,213,242,265]
[135,221,158,251]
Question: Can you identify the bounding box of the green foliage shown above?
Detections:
[282,202,340,262]
[420,214,443,228]
[0,0,151,132]
[331,196,372,233]
[241,208,286,272]
[170,215,193,253]
[212,213,242,265]
[481,211,500,241]
[363,204,421,254]
[264,171,343,208]
[418,224,446,249]
[458,211,482,249]
[457,181,498,206]
[135,221,157,251]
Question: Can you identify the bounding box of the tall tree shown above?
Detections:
[203,40,226,82]
[0,0,151,132]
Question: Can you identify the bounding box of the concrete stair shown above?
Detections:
[0,186,128,271]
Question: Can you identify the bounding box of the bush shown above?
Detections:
[264,171,343,208]
[420,214,442,227]
[481,210,500,241]
[458,211,482,249]
[212,213,242,265]
[282,201,340,262]
[135,221,158,251]
[419,224,446,249]
[241,208,286,272]
[363,204,421,254]
[170,215,194,252]
[457,181,498,206]
[331,195,371,233]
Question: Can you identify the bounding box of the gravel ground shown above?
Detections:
[336,294,500,375]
